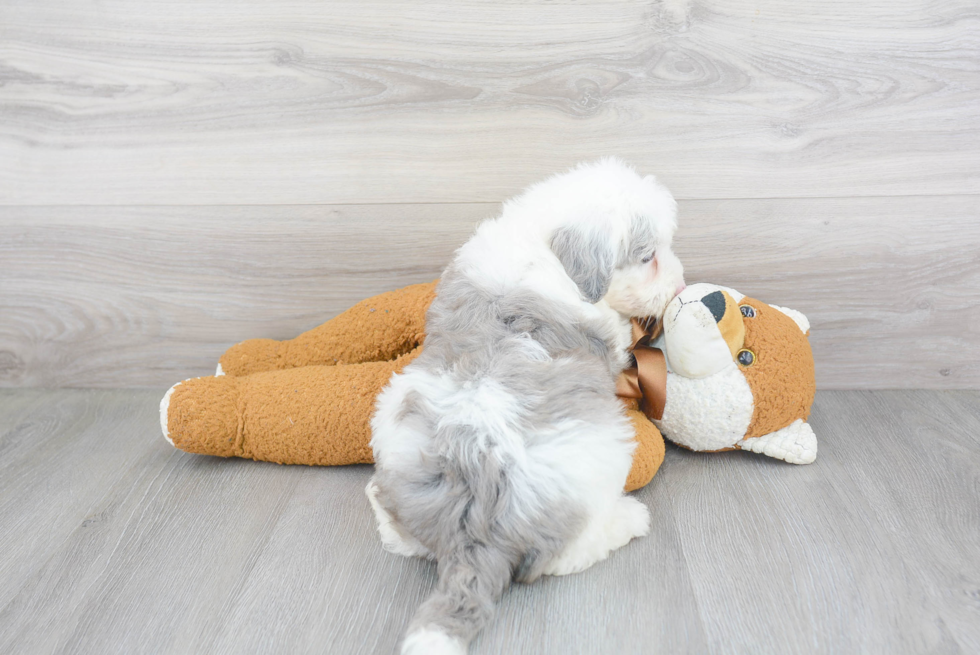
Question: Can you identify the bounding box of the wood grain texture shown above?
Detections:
[818,390,980,653]
[1,0,978,204]
[0,390,163,616]
[675,195,980,390]
[1,389,977,653]
[0,203,491,388]
[2,196,978,389]
[661,390,980,654]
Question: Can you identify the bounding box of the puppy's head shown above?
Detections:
[542,158,685,320]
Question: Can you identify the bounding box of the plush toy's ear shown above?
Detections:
[550,224,615,303]
[769,304,810,334]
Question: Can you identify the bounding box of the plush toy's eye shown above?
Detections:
[641,252,655,264]
[740,305,756,318]
[737,349,755,366]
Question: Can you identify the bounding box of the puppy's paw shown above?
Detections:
[541,550,593,577]
[366,480,432,559]
[615,496,651,541]
[542,498,650,577]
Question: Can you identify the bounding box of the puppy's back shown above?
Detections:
[372,268,629,653]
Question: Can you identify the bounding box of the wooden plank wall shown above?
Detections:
[1,1,978,389]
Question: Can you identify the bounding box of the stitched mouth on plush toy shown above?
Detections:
[668,297,696,325]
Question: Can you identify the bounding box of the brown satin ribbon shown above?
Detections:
[616,317,668,421]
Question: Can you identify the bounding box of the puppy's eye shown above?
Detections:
[641,252,655,264]
[737,349,755,366]
[740,305,756,318]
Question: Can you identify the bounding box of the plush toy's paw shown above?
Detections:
[160,381,181,446]
[218,338,283,377]
[624,409,665,492]
[160,375,243,457]
[738,419,817,464]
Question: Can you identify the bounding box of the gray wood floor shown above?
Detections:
[1,389,977,654]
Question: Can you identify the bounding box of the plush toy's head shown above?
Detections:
[654,282,817,463]
[663,284,747,379]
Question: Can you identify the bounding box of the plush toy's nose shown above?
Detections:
[701,290,727,323]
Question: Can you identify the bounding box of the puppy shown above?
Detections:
[367,158,685,654]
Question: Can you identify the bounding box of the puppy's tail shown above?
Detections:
[400,545,512,655]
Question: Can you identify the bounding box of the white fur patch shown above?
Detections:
[738,419,817,464]
[654,363,754,452]
[215,362,225,376]
[401,627,466,655]
[371,368,530,474]
[543,496,650,576]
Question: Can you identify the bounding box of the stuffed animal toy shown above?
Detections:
[159,281,667,492]
[624,282,817,463]
[160,281,817,495]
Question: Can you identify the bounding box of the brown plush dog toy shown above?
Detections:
[646,282,817,463]
[161,281,817,490]
[160,282,667,492]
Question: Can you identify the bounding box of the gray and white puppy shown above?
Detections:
[367,158,685,654]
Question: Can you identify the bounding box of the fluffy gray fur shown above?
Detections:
[372,229,653,647]
[371,271,622,644]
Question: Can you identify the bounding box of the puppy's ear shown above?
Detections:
[550,225,615,303]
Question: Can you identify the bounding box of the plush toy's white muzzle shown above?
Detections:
[663,283,743,379]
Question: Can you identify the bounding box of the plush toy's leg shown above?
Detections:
[736,419,817,464]
[169,337,668,490]
[218,281,437,376]
[162,347,423,464]
[624,409,666,492]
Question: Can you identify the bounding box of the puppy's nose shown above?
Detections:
[700,290,727,323]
